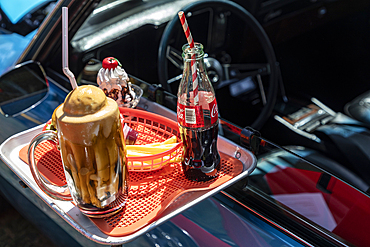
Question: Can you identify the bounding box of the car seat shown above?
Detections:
[344,90,370,126]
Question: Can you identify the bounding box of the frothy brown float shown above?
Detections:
[55,85,119,146]
[55,85,127,209]
[63,85,107,115]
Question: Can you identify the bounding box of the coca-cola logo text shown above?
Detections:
[177,105,184,120]
[211,103,218,118]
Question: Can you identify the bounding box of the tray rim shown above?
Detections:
[0,123,257,245]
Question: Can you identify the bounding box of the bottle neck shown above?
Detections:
[182,43,207,80]
[179,42,216,97]
[182,43,205,61]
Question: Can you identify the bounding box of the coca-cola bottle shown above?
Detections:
[177,43,221,182]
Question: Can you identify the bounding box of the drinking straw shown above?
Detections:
[178,11,199,105]
[62,7,78,89]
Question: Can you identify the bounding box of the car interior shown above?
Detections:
[44,0,370,195]
[39,0,370,194]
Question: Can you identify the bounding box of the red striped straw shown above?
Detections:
[178,11,199,105]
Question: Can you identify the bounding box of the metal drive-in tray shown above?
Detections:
[0,113,256,245]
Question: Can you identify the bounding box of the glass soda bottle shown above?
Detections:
[177,43,221,182]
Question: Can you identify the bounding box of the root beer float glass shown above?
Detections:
[28,85,129,217]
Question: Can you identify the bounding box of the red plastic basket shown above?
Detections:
[119,108,183,171]
[42,108,183,172]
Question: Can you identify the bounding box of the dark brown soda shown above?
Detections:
[179,123,221,182]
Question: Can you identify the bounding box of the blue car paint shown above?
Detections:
[0,30,36,76]
[0,0,55,76]
[0,0,51,24]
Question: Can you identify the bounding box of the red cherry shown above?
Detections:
[102,57,121,69]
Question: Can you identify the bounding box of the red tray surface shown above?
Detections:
[19,142,243,237]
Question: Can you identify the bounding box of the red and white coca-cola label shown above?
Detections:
[177,98,218,128]
[209,98,218,125]
[177,103,204,128]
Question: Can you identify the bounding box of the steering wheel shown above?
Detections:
[158,0,278,130]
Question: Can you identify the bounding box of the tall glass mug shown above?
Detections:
[28,85,129,218]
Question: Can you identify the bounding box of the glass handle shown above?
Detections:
[28,131,72,201]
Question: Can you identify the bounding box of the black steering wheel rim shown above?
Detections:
[158,0,278,130]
